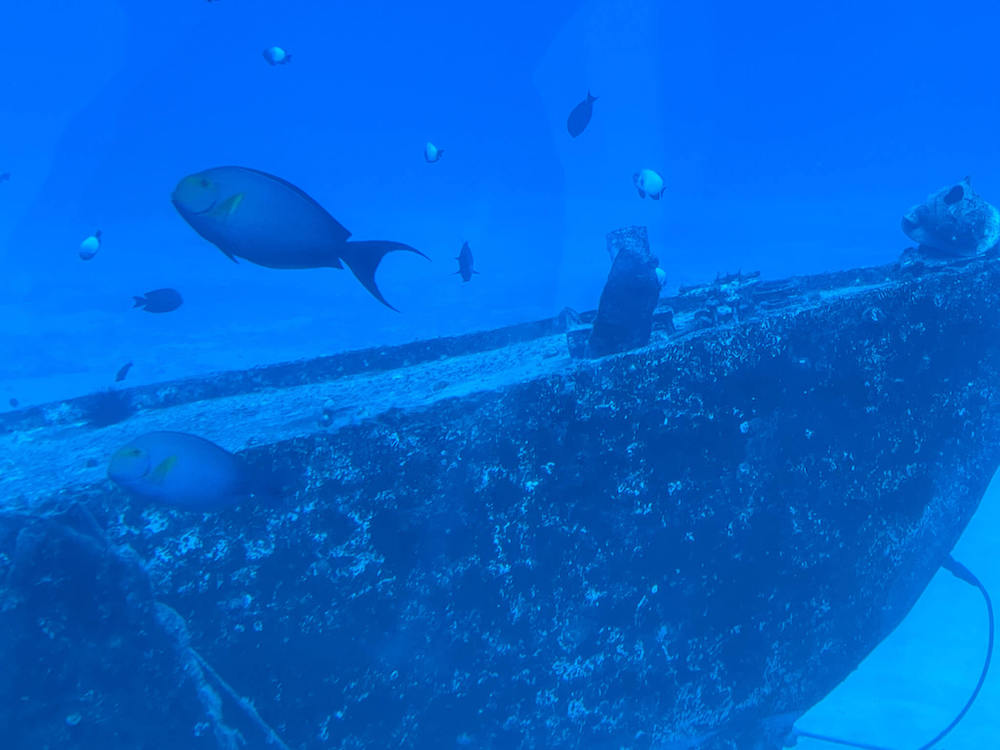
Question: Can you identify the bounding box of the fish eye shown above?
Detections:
[109,445,151,483]
[199,178,210,188]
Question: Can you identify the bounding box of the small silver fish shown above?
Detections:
[79,230,102,260]
[633,169,665,200]
[262,46,291,65]
[424,141,444,163]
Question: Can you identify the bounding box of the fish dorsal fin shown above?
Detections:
[215,166,352,240]
[148,455,178,484]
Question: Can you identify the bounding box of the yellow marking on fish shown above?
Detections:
[148,455,178,484]
[210,192,245,218]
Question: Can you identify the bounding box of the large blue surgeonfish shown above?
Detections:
[171,166,429,310]
[108,430,265,511]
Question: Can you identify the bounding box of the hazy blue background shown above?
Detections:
[4,0,999,405]
[3,0,1000,745]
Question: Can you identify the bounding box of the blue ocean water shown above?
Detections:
[3,0,1000,748]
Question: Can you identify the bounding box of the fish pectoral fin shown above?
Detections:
[148,455,179,484]
[209,192,246,219]
[219,247,239,263]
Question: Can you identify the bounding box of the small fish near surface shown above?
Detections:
[455,241,479,282]
[172,165,429,310]
[424,141,444,163]
[262,46,291,65]
[133,288,183,313]
[633,168,665,200]
[567,91,597,138]
[79,229,102,260]
[115,361,133,382]
[108,431,272,511]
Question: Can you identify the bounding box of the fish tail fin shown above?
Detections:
[132,296,145,308]
[340,240,430,311]
[587,90,597,102]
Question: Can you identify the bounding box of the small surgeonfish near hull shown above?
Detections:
[108,430,283,511]
[567,91,597,138]
[455,241,478,282]
[172,166,429,310]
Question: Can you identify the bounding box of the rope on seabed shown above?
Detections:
[191,648,294,750]
[22,502,290,750]
[786,554,994,750]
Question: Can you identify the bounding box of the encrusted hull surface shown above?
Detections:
[2,258,998,749]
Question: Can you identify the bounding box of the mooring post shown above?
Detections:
[586,225,661,357]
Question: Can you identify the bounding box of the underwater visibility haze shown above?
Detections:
[2,0,1000,748]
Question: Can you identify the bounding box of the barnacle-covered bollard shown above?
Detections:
[587,226,661,357]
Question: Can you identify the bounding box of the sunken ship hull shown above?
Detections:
[1,251,998,749]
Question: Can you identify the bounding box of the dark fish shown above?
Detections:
[567,91,597,138]
[455,241,478,282]
[172,166,429,310]
[108,431,261,510]
[0,173,10,183]
[8,397,18,408]
[115,362,133,382]
[133,288,183,313]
